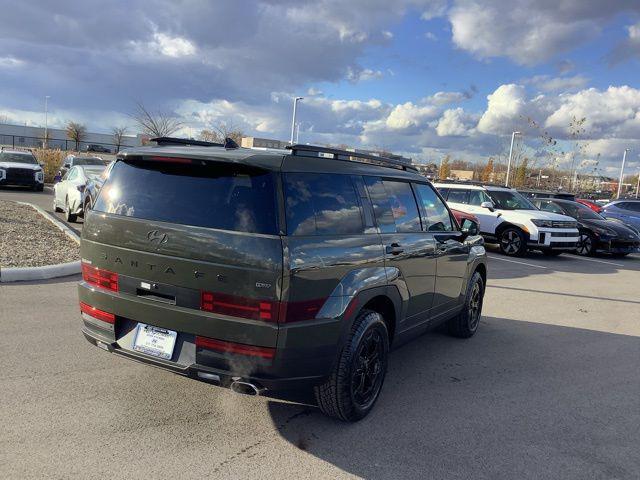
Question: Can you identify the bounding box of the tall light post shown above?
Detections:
[295,123,300,144]
[616,148,629,199]
[43,95,50,148]
[505,131,521,187]
[290,96,303,145]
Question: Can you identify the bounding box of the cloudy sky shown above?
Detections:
[1,0,639,174]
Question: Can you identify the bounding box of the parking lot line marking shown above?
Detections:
[487,255,548,269]
[564,256,625,268]
[489,285,640,305]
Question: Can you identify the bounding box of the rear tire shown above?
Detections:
[65,197,77,223]
[447,271,484,338]
[498,227,527,256]
[314,309,389,422]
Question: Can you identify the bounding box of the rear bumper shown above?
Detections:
[78,282,340,391]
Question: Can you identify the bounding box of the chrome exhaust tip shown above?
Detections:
[230,380,264,396]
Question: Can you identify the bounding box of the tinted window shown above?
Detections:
[382,180,422,233]
[561,202,603,220]
[620,202,640,212]
[488,190,537,210]
[284,173,363,236]
[468,190,493,206]
[538,200,564,214]
[94,160,278,234]
[437,187,450,199]
[364,177,396,233]
[414,184,454,232]
[447,189,469,204]
[0,152,37,164]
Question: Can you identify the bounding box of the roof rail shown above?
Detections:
[287,144,416,172]
[151,136,239,149]
[434,179,509,188]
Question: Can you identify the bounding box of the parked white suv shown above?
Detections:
[433,182,579,256]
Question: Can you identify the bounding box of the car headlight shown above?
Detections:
[593,226,618,238]
[532,219,553,228]
[0,168,5,180]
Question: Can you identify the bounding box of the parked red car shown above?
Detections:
[576,199,603,214]
[451,208,479,227]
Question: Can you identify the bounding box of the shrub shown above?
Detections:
[33,148,67,183]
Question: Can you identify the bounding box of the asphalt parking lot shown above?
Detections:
[1,189,639,479]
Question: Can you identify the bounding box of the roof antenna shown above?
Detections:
[224,137,239,149]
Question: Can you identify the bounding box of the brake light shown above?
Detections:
[200,291,276,322]
[80,302,115,324]
[195,336,275,359]
[82,263,118,292]
[279,298,326,323]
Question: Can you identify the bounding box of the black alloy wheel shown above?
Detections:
[576,233,594,256]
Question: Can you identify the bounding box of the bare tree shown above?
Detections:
[66,121,87,151]
[198,121,245,145]
[131,102,183,138]
[112,126,128,153]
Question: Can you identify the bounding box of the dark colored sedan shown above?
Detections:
[534,198,640,257]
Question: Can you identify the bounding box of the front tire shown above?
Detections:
[447,271,484,338]
[499,227,527,256]
[576,233,595,256]
[314,309,389,422]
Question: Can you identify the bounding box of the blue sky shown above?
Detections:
[0,0,639,174]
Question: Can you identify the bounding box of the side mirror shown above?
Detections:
[480,201,495,212]
[461,218,479,236]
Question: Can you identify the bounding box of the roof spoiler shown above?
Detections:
[151,136,239,149]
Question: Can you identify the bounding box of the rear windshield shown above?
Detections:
[75,157,106,166]
[94,160,278,234]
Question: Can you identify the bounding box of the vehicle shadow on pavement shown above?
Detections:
[267,316,640,480]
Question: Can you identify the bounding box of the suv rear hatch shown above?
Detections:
[79,155,283,374]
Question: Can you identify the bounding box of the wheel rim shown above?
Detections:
[576,234,591,255]
[468,282,482,331]
[501,230,521,254]
[351,328,385,410]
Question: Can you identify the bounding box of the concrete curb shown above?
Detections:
[0,261,81,282]
[0,201,81,283]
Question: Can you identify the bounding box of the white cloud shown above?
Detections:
[426,91,467,105]
[436,107,476,136]
[0,56,25,68]
[385,102,439,129]
[477,84,528,134]
[347,67,384,83]
[152,33,196,57]
[527,75,589,93]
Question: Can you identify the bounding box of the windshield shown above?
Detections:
[488,190,537,210]
[561,202,605,220]
[0,152,38,165]
[75,157,105,166]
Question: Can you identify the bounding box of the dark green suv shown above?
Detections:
[79,140,487,421]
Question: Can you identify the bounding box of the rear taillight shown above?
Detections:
[195,336,275,359]
[200,291,276,322]
[279,298,326,323]
[82,263,118,292]
[80,302,115,324]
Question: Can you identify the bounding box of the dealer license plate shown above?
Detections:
[133,323,177,360]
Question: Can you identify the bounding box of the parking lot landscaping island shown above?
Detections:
[0,200,80,269]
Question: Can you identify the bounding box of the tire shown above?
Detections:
[314,309,389,422]
[53,196,63,213]
[542,249,563,256]
[65,197,77,223]
[498,227,527,256]
[447,271,484,338]
[575,232,595,256]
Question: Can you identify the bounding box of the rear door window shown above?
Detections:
[363,177,396,233]
[284,173,364,236]
[414,183,454,232]
[447,189,470,204]
[94,160,278,234]
[381,180,422,233]
[468,190,492,206]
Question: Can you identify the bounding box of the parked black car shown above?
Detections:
[85,144,111,153]
[79,139,488,421]
[519,189,576,201]
[533,198,640,257]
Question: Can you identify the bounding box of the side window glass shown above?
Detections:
[415,184,454,232]
[438,187,450,199]
[352,176,376,233]
[382,180,422,233]
[284,173,364,236]
[447,189,469,204]
[468,190,491,206]
[364,176,396,233]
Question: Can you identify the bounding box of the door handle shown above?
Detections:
[385,243,404,255]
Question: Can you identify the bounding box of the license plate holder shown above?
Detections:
[133,323,177,360]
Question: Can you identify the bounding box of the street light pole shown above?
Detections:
[505,131,521,187]
[43,95,50,149]
[290,96,303,144]
[616,149,629,199]
[295,123,300,144]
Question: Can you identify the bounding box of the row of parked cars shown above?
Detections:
[433,182,640,257]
